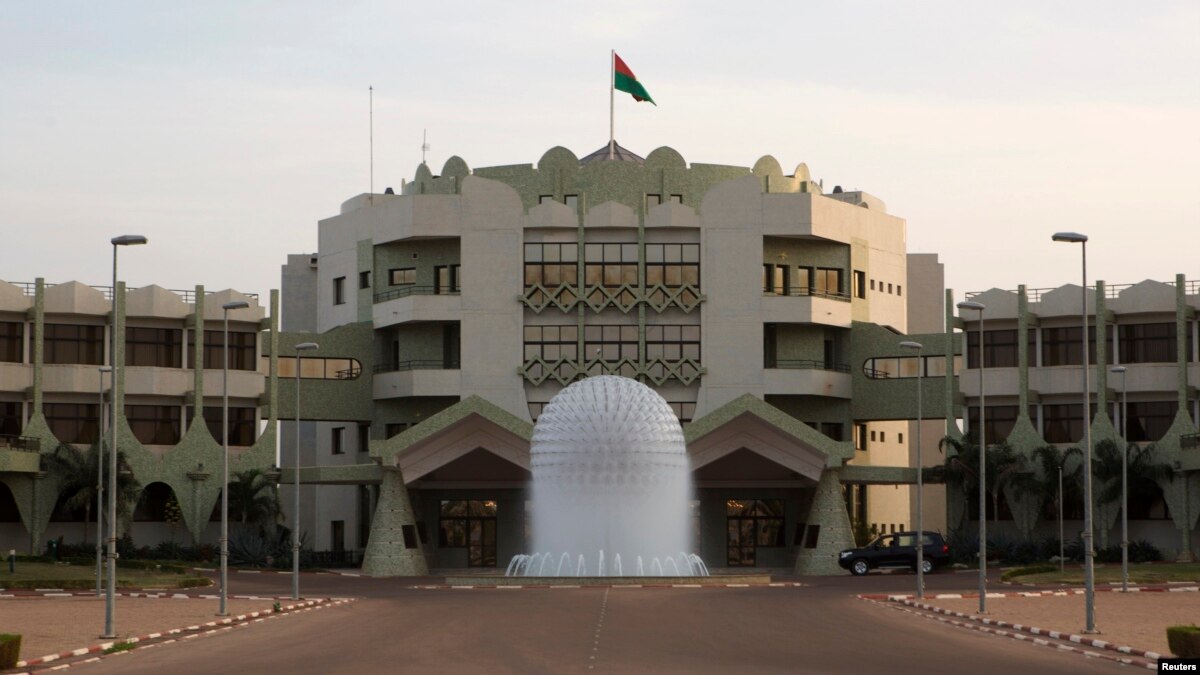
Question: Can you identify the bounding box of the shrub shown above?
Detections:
[1167,625,1200,658]
[0,634,20,668]
[176,577,211,589]
[1128,540,1163,563]
[1001,564,1058,582]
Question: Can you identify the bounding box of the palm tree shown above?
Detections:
[929,436,1030,525]
[227,468,282,533]
[1092,439,1174,548]
[42,441,140,541]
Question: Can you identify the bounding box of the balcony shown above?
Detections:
[0,436,41,473]
[373,361,461,398]
[373,286,461,328]
[761,288,852,327]
[764,361,852,398]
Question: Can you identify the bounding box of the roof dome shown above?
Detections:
[579,141,645,166]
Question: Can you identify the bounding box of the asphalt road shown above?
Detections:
[77,570,1128,675]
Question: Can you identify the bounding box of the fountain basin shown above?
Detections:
[446,574,776,586]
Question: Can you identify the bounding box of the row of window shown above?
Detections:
[1,402,258,446]
[966,323,1196,368]
[526,400,697,423]
[966,401,1183,444]
[852,424,902,450]
[0,322,258,370]
[270,356,362,380]
[536,194,684,210]
[523,243,701,291]
[761,264,845,298]
[863,355,963,379]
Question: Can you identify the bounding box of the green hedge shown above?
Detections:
[177,577,212,589]
[0,634,20,669]
[51,557,187,574]
[1167,625,1200,658]
[2,576,209,590]
[1000,564,1058,581]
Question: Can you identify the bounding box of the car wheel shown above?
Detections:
[919,559,934,575]
[850,559,869,576]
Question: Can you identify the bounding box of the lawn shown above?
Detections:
[1011,562,1200,585]
[0,561,210,590]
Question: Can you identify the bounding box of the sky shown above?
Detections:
[2,1,1198,303]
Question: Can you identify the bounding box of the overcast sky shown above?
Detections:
[2,1,1197,306]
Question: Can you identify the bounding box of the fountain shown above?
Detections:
[506,375,708,577]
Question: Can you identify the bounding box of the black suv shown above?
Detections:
[838,531,951,576]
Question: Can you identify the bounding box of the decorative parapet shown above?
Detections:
[520,283,704,314]
[520,357,704,387]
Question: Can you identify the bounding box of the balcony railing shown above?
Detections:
[0,435,39,453]
[966,278,1199,302]
[373,285,459,303]
[763,287,851,302]
[768,360,851,373]
[8,282,256,303]
[373,360,460,373]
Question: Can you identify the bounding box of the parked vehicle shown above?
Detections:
[838,531,951,576]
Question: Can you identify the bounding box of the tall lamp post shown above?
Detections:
[1111,365,1128,593]
[1058,454,1065,573]
[956,299,987,613]
[218,300,250,617]
[104,234,147,639]
[900,340,925,598]
[292,342,319,600]
[1052,230,1096,633]
[96,365,112,596]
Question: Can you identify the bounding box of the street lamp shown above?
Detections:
[957,299,987,613]
[1111,365,1128,593]
[1058,453,1066,573]
[96,365,112,597]
[292,342,319,600]
[219,300,250,617]
[104,234,147,639]
[1052,230,1096,633]
[900,340,925,599]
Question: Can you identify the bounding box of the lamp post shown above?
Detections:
[957,299,987,613]
[1052,230,1096,633]
[1111,365,1128,593]
[96,365,112,596]
[218,300,250,617]
[292,342,319,600]
[1058,456,1065,573]
[900,340,925,599]
[104,234,147,639]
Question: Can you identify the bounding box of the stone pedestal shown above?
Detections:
[362,468,428,577]
[794,468,855,576]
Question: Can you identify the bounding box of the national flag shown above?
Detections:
[613,53,655,105]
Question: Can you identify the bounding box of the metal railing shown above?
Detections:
[966,279,1198,302]
[373,285,459,303]
[7,282,257,303]
[767,359,851,373]
[373,360,460,373]
[763,287,852,302]
[0,435,39,452]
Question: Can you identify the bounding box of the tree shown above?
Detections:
[42,441,140,541]
[1091,439,1174,548]
[929,437,1027,524]
[227,468,282,533]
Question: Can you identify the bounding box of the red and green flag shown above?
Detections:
[613,52,655,105]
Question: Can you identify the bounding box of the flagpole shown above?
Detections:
[369,85,374,203]
[609,49,615,160]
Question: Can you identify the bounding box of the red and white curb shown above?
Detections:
[0,590,305,600]
[860,584,1198,602]
[864,598,1158,670]
[12,598,353,673]
[408,582,805,590]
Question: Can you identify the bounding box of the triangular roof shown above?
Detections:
[579,141,645,166]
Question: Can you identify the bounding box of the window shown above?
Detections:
[402,524,419,549]
[855,423,868,451]
[763,264,788,295]
[564,195,578,210]
[127,405,181,445]
[133,482,177,521]
[188,406,256,446]
[966,405,1036,443]
[1119,323,1191,364]
[584,324,638,376]
[645,243,700,305]
[667,402,696,423]
[272,356,362,380]
[880,431,886,442]
[645,324,701,380]
[442,323,460,369]
[820,422,843,441]
[763,323,777,368]
[523,325,577,381]
[359,271,371,289]
[523,243,578,304]
[332,426,345,454]
[1041,326,1110,366]
[585,243,639,304]
[44,324,105,365]
[126,327,182,368]
[333,277,346,305]
[726,499,785,567]
[898,432,904,443]
[870,279,876,291]
[0,402,21,437]
[646,194,661,207]
[887,283,893,294]
[0,322,23,363]
[331,521,345,553]
[669,194,682,204]
[44,403,100,444]
[385,422,412,438]
[439,500,497,567]
[434,265,460,294]
[897,285,902,296]
[189,330,257,370]
[966,329,1020,368]
[814,268,843,298]
[1042,403,1100,444]
[870,430,876,442]
[853,271,866,299]
[1126,401,1177,442]
[389,268,416,286]
[538,195,555,204]
[358,423,370,453]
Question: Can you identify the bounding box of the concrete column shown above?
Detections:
[1018,285,1029,412]
[362,468,428,576]
[793,468,854,575]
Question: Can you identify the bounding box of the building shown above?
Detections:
[275,143,955,574]
[952,278,1200,559]
[0,280,280,552]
